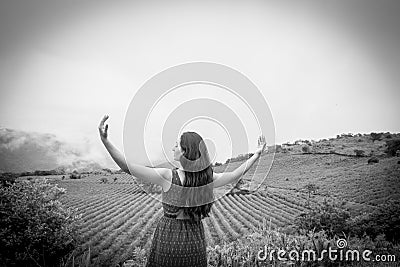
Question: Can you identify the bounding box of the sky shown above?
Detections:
[0,0,399,170]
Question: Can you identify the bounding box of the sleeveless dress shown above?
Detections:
[145,168,208,267]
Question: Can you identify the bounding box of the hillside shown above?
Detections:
[214,132,400,213]
[11,131,400,266]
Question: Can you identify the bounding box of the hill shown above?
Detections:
[8,131,400,266]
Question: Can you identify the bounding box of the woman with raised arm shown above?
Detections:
[98,115,267,267]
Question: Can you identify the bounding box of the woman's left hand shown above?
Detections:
[255,135,267,156]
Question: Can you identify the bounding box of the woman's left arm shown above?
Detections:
[213,135,266,188]
[98,115,170,187]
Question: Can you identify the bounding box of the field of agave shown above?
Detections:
[52,147,400,266]
[57,175,316,265]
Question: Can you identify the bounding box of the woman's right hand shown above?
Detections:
[98,115,109,141]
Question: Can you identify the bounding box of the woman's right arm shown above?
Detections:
[98,115,171,188]
[213,135,266,188]
[98,115,130,173]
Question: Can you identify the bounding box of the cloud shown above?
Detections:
[0,127,113,173]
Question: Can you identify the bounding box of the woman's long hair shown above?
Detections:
[179,132,214,220]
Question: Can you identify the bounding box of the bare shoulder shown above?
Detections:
[157,167,173,182]
[159,168,174,192]
[147,167,173,184]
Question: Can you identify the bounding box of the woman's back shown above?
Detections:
[162,168,200,221]
[146,167,207,267]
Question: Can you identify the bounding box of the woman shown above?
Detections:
[98,115,266,266]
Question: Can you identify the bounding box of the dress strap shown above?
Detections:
[173,168,182,186]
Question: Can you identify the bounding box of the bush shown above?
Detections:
[123,216,400,266]
[0,173,19,187]
[33,169,61,176]
[354,149,365,157]
[69,173,81,179]
[138,181,162,193]
[293,198,350,238]
[385,139,400,156]
[206,218,400,267]
[368,157,379,164]
[304,183,319,198]
[301,145,311,153]
[371,132,383,142]
[348,200,400,243]
[0,178,80,266]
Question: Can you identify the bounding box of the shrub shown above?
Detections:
[354,149,365,157]
[102,168,112,174]
[33,169,60,176]
[293,198,350,238]
[233,177,246,191]
[368,157,379,164]
[139,181,162,193]
[0,172,19,187]
[304,183,319,198]
[124,217,400,266]
[348,200,400,243]
[371,132,383,142]
[302,145,311,153]
[70,173,81,179]
[70,170,81,179]
[385,139,400,156]
[206,219,398,267]
[0,178,80,266]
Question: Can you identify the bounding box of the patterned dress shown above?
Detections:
[145,168,208,267]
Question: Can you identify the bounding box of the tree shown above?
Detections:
[302,145,311,153]
[70,169,81,179]
[0,178,80,266]
[371,132,383,142]
[385,139,400,156]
